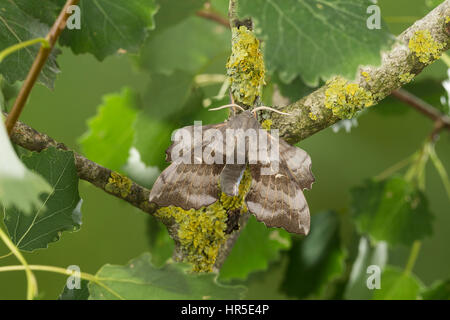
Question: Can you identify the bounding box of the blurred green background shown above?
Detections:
[0,0,449,299]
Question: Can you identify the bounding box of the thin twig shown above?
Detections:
[391,88,450,131]
[5,0,80,135]
[228,0,238,27]
[196,10,230,28]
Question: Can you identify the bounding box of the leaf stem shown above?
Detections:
[428,144,450,200]
[4,0,81,135]
[404,240,422,276]
[0,264,124,300]
[375,156,413,181]
[0,227,38,300]
[405,142,431,191]
[0,252,13,260]
[0,38,49,63]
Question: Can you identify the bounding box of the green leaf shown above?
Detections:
[152,0,207,33]
[0,0,59,88]
[281,211,346,299]
[351,176,434,246]
[89,253,246,299]
[59,280,89,300]
[3,147,82,251]
[133,112,176,169]
[79,88,138,172]
[138,16,230,75]
[13,0,59,25]
[372,266,423,300]
[0,117,52,214]
[57,0,158,60]
[219,216,291,281]
[144,70,196,120]
[238,0,393,86]
[420,279,450,300]
[0,77,21,109]
[345,237,388,299]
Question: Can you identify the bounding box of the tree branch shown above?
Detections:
[392,88,450,130]
[270,1,450,144]
[5,113,157,217]
[5,0,80,135]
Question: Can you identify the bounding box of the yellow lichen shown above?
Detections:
[399,72,415,84]
[361,71,371,81]
[220,168,252,212]
[324,76,374,119]
[409,30,444,64]
[156,204,227,273]
[446,16,450,24]
[227,26,265,105]
[261,119,273,131]
[308,112,318,121]
[156,169,252,273]
[105,172,132,198]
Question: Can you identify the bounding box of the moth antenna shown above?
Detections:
[252,106,292,116]
[209,103,245,112]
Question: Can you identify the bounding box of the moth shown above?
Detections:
[149,105,314,235]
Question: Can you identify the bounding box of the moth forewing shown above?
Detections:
[169,127,192,164]
[279,139,315,190]
[193,121,203,164]
[259,129,280,175]
[202,128,224,165]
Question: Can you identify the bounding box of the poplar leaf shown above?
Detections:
[89,253,246,300]
[238,0,393,86]
[351,176,434,246]
[372,266,423,300]
[3,148,82,251]
[219,216,291,281]
[0,0,59,88]
[57,0,158,60]
[79,88,138,172]
[0,118,51,214]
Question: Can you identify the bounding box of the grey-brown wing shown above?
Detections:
[149,160,224,210]
[279,139,314,190]
[166,123,227,163]
[245,163,310,235]
[264,131,314,190]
